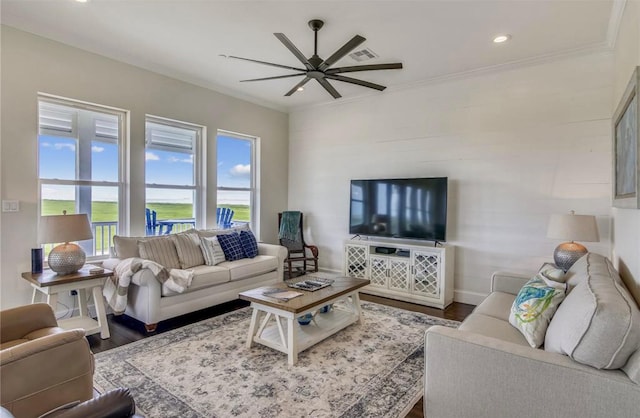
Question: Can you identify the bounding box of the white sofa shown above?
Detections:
[425,253,640,418]
[103,228,287,332]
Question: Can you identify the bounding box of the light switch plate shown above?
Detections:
[2,200,19,212]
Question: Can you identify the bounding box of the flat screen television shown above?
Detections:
[349,177,448,242]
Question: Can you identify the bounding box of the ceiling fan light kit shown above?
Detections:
[229,19,403,99]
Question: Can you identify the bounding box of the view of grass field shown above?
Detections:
[42,200,250,255]
[41,200,250,222]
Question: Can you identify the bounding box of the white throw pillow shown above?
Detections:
[509,274,566,348]
[538,263,566,283]
[200,236,226,266]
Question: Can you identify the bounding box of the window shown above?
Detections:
[216,130,258,231]
[145,116,204,235]
[38,96,126,257]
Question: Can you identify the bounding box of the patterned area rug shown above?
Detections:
[94,302,459,418]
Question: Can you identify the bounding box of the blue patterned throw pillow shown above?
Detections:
[239,230,259,258]
[509,274,566,348]
[216,232,246,261]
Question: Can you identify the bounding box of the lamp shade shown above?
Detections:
[38,213,93,244]
[546,211,599,242]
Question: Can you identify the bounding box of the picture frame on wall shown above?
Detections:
[613,66,640,209]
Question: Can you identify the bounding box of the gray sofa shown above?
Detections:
[425,253,640,418]
[103,228,287,331]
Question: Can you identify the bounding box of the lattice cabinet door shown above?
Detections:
[411,251,441,298]
[344,244,368,278]
[388,258,410,292]
[369,256,389,288]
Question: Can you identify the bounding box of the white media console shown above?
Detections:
[343,239,454,309]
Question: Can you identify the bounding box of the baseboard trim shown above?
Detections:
[453,290,486,306]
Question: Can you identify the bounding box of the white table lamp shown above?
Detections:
[546,210,599,272]
[38,212,93,275]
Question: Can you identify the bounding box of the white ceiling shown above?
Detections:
[1,0,620,112]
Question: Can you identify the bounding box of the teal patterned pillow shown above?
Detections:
[509,274,566,348]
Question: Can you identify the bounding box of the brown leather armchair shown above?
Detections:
[0,304,94,418]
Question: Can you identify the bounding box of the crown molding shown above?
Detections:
[606,0,627,48]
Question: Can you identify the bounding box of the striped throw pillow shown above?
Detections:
[216,232,246,261]
[137,237,181,269]
[200,236,226,266]
[172,232,204,269]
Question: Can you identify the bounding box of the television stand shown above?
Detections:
[343,239,454,309]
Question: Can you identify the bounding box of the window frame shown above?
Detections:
[216,129,259,233]
[37,93,129,259]
[145,115,206,231]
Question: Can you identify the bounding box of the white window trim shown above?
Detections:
[37,93,130,259]
[145,115,206,229]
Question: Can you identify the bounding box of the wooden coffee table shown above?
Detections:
[239,276,370,365]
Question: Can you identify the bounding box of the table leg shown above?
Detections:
[92,286,110,339]
[31,288,38,304]
[246,308,260,349]
[78,289,88,317]
[353,292,364,325]
[287,317,298,366]
[46,292,58,314]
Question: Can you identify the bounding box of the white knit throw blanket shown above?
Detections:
[103,258,194,315]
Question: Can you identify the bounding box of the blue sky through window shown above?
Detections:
[39,134,252,205]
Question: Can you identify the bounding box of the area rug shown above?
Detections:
[94,302,459,418]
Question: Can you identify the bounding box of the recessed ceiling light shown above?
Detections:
[493,34,511,43]
[297,87,304,92]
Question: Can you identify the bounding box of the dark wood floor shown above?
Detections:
[87,295,474,418]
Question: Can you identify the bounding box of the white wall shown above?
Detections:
[289,52,613,304]
[0,26,289,310]
[612,0,640,302]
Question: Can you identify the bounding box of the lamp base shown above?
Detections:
[553,241,588,272]
[48,243,86,275]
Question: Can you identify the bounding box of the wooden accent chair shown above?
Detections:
[216,207,235,229]
[278,212,319,279]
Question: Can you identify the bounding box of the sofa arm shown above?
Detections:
[1,330,94,417]
[490,271,531,294]
[424,326,640,418]
[258,243,288,281]
[0,304,58,343]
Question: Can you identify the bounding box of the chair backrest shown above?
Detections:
[216,207,235,228]
[145,208,157,235]
[278,212,305,252]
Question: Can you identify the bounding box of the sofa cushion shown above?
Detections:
[137,237,181,270]
[217,233,246,261]
[623,349,640,384]
[509,274,566,348]
[473,292,516,322]
[220,255,279,281]
[162,265,230,296]
[458,313,529,347]
[172,232,204,269]
[200,236,226,266]
[545,254,640,369]
[239,230,259,258]
[113,235,142,259]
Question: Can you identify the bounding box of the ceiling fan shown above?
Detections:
[227,19,403,99]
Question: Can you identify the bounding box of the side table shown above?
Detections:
[21,266,113,339]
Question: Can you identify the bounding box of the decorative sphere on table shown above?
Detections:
[297,313,313,325]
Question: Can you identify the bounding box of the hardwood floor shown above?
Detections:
[87,295,474,417]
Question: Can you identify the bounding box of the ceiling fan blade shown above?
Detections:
[319,35,366,71]
[317,78,342,99]
[227,55,306,72]
[241,73,306,82]
[284,77,311,96]
[326,63,403,74]
[274,33,314,70]
[325,74,386,91]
